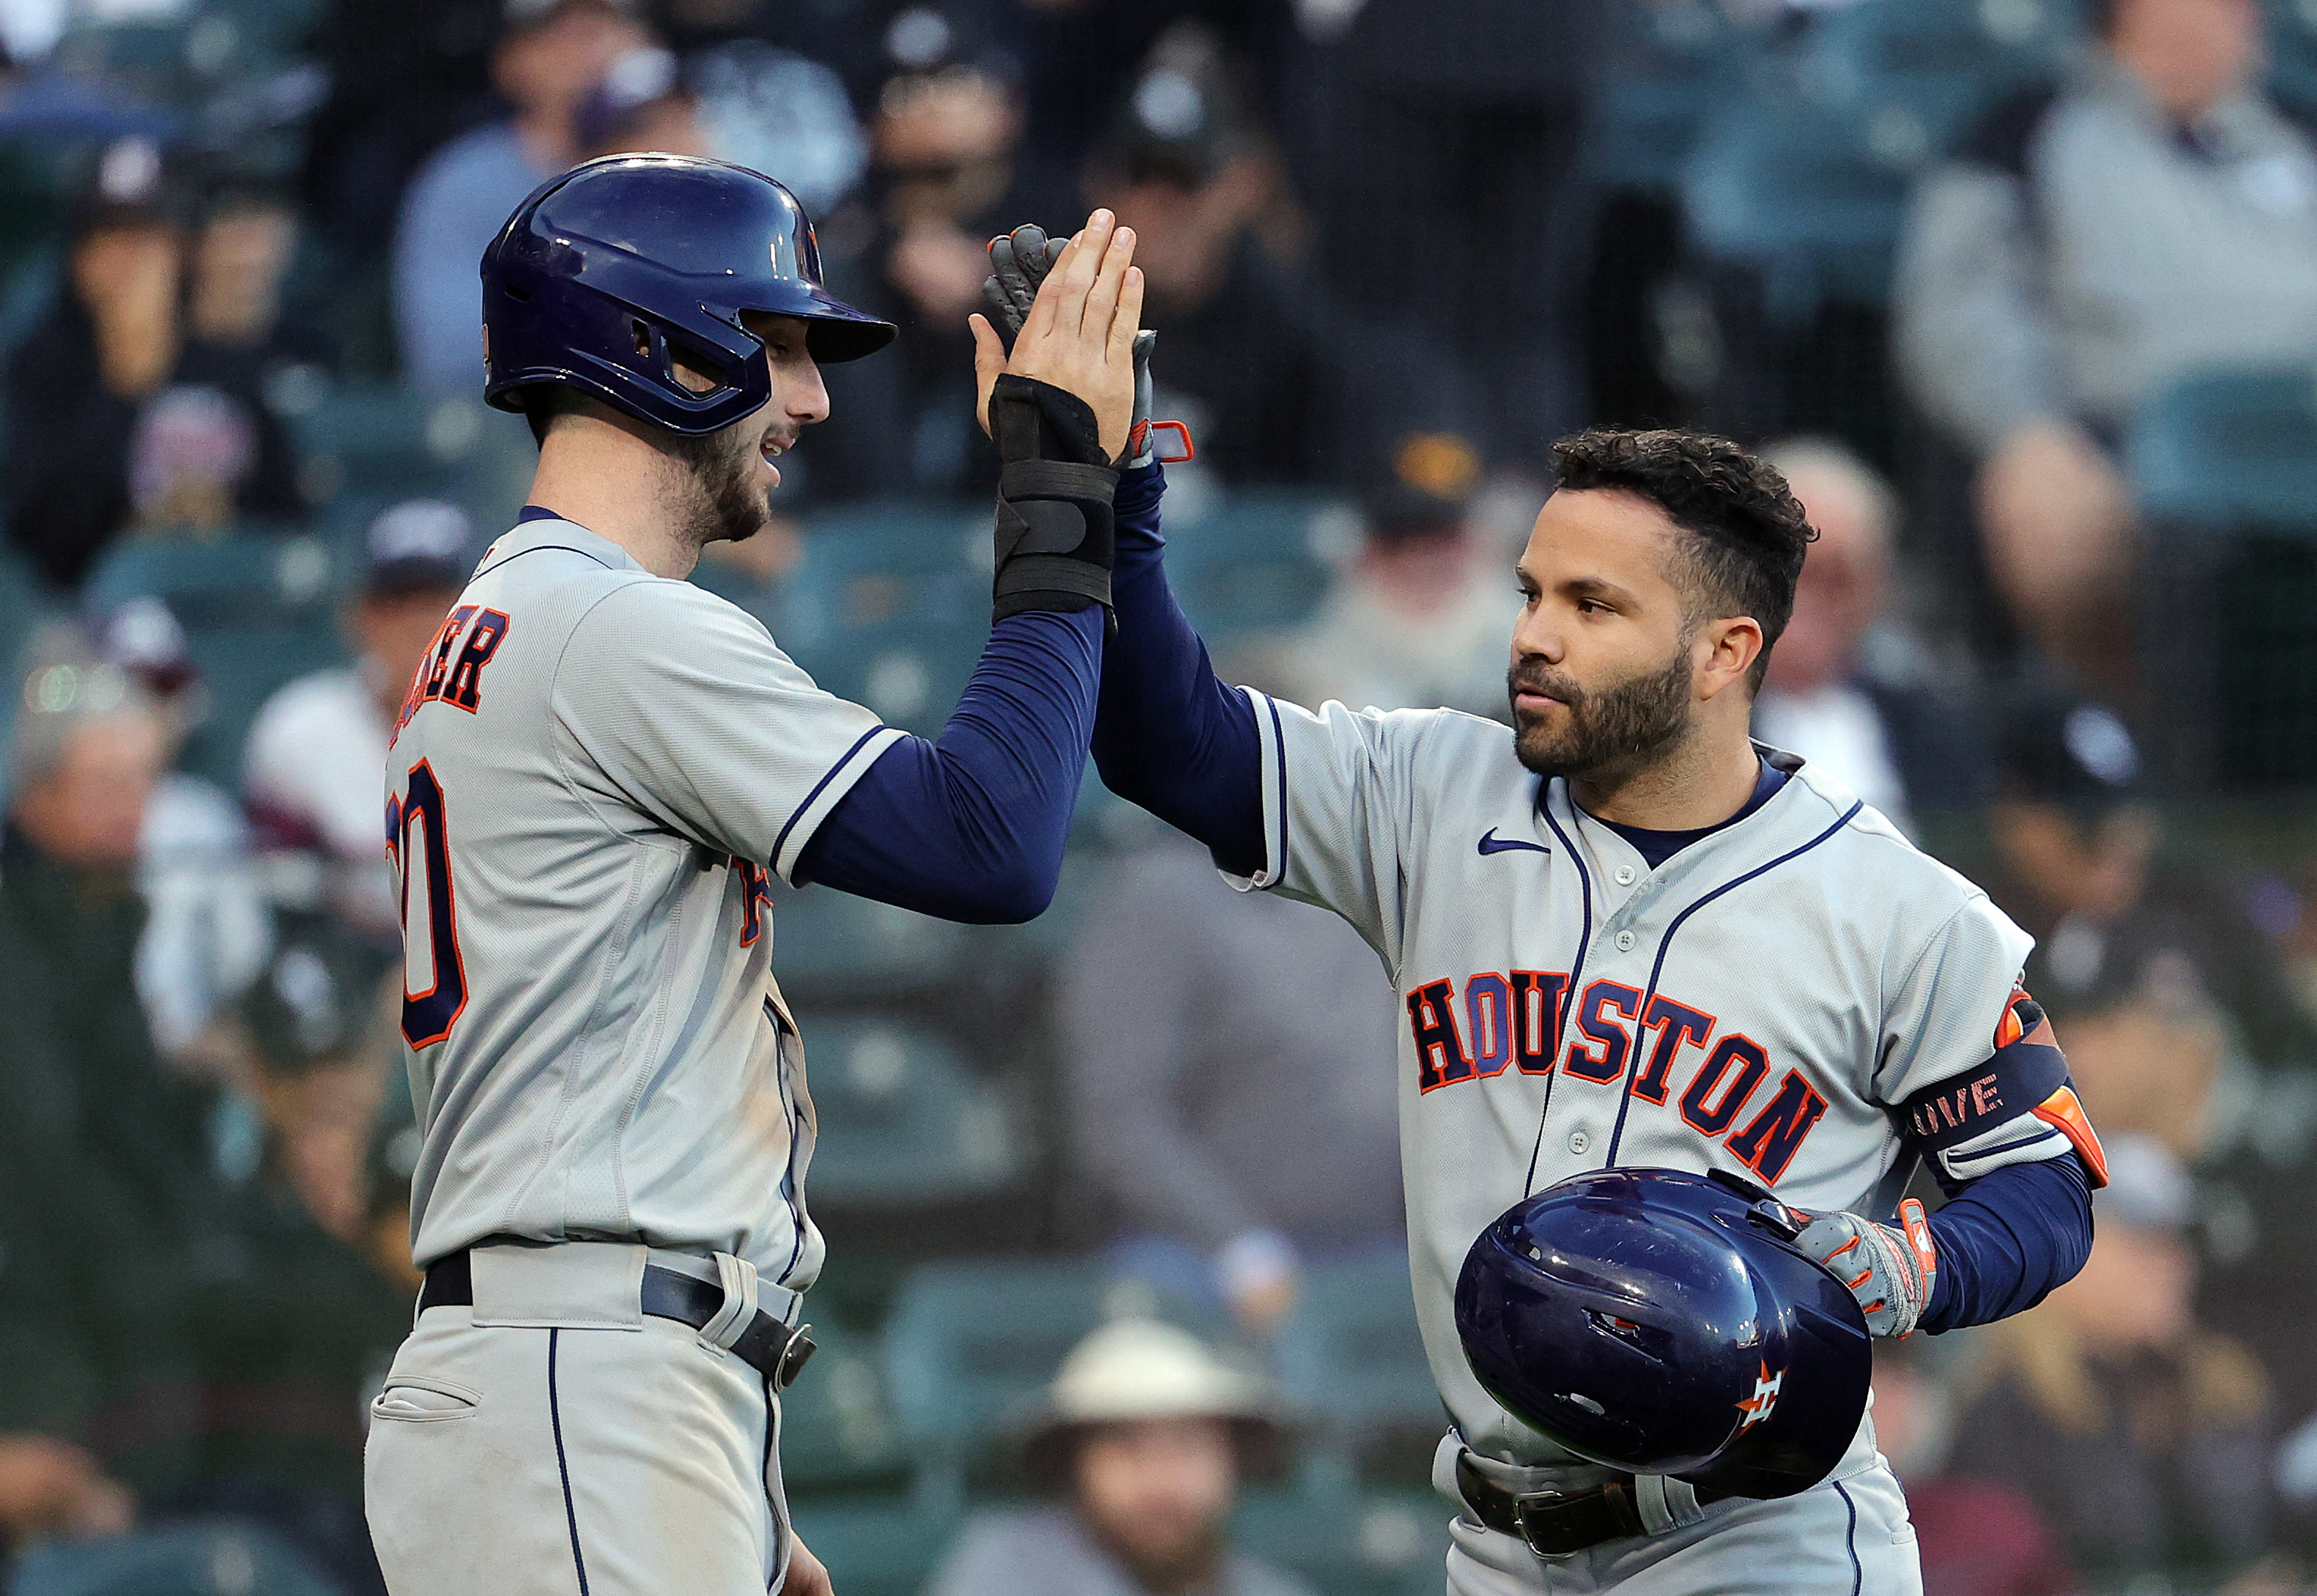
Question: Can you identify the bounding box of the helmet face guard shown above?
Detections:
[1456,1168,1872,1499]
[481,154,897,437]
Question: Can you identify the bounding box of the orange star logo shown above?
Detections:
[1735,1360,1784,1432]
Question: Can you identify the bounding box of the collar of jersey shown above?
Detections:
[1543,741,1816,875]
[475,513,647,579]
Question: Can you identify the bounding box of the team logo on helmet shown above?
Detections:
[1735,1360,1784,1432]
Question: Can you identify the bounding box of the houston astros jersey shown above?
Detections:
[388,516,904,1285]
[1231,691,2095,1466]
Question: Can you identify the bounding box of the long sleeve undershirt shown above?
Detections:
[794,606,1102,924]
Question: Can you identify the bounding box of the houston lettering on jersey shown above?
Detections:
[1406,970,1830,1182]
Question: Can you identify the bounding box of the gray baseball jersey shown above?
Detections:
[388,516,904,1286]
[1229,691,2100,1466]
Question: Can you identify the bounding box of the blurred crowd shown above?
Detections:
[4,0,2317,1589]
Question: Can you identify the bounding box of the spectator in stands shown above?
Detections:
[1296,0,1606,474]
[5,141,303,592]
[174,923,408,1592]
[1869,1340,2078,1596]
[0,1436,134,1557]
[394,0,653,395]
[573,45,710,159]
[925,1318,1311,1596]
[1077,38,1351,486]
[1893,0,2317,686]
[799,7,1046,501]
[98,600,275,1077]
[245,500,472,941]
[0,634,225,1491]
[1063,825,1404,1337]
[1239,433,1512,720]
[1948,1134,2275,1586]
[1750,438,1990,836]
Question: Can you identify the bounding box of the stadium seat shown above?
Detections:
[1585,0,1750,193]
[2271,0,2317,115]
[760,879,972,996]
[785,1496,960,1596]
[881,1257,1231,1487]
[9,1520,342,1596]
[282,386,533,522]
[792,1016,1025,1208]
[1680,99,1921,319]
[780,502,992,651]
[1271,1252,1441,1466]
[2125,366,2317,534]
[1234,1485,1452,1596]
[1159,489,1343,646]
[779,1315,914,1494]
[81,532,347,786]
[1797,0,2083,157]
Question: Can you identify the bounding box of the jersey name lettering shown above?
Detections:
[396,605,513,734]
[1406,969,1831,1182]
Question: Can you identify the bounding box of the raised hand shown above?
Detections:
[970,209,1143,464]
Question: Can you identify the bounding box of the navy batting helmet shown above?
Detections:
[481,153,897,437]
[1456,1168,1871,1499]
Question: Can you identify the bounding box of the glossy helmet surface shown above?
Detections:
[481,153,896,436]
[1455,1167,1872,1499]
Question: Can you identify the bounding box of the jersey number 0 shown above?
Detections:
[388,759,468,1048]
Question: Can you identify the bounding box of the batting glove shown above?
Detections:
[1793,1199,1938,1339]
[984,223,1164,467]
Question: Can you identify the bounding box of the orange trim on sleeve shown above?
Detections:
[2030,1084,2108,1187]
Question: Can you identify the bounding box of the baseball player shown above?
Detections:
[998,381,2108,1589]
[363,157,1146,1596]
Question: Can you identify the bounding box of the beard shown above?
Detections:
[669,422,770,548]
[1509,639,1696,781]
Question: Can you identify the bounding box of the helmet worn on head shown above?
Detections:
[1455,1167,1872,1499]
[481,153,897,437]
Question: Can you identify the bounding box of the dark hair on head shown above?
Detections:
[1548,427,1816,691]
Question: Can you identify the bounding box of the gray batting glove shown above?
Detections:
[1793,1199,1938,1339]
[983,223,1160,467]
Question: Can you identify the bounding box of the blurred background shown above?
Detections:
[4,0,2317,1590]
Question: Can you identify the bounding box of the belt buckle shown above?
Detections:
[1512,1487,1590,1559]
[775,1324,816,1390]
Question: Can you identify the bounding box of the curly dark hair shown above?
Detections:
[1549,427,1817,690]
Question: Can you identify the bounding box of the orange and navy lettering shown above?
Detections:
[735,858,774,948]
[395,606,514,735]
[1892,981,2108,1188]
[1401,970,1829,1181]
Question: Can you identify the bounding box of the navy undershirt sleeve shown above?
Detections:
[1918,1152,2094,1332]
[1087,464,1266,875]
[794,606,1102,924]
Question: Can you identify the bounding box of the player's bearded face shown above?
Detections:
[1508,634,1696,779]
[668,418,773,548]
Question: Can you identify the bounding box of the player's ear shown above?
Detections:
[1697,615,1763,701]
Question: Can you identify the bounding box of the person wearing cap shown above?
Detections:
[393,0,654,396]
[1945,1133,2278,1586]
[924,1319,1315,1596]
[1239,434,1513,721]
[96,598,276,1073]
[243,500,474,940]
[1076,44,1370,489]
[4,139,302,590]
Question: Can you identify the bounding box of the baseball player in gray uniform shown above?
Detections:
[1059,417,2109,1594]
[364,158,1147,1595]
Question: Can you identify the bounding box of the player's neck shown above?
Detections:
[527,420,706,580]
[1569,718,1763,833]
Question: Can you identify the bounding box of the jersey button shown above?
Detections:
[1568,1129,1592,1155]
[1614,929,1636,951]
[1615,866,1636,886]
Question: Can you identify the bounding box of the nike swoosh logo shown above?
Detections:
[1478,829,1551,857]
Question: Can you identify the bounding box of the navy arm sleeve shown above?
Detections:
[794,606,1101,924]
[1918,1153,2094,1333]
[1087,464,1266,875]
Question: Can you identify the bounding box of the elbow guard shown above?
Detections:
[1894,986,2110,1195]
[988,374,1118,626]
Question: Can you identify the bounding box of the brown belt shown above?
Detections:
[1456,1452,1732,1556]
